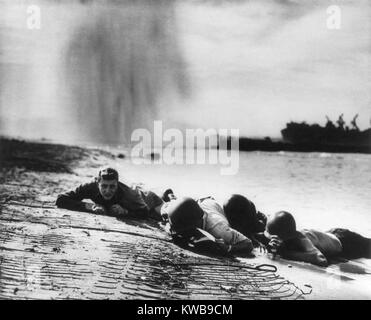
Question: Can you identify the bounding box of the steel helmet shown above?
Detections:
[166,197,204,234]
[266,211,297,240]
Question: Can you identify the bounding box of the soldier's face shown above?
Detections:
[98,179,118,200]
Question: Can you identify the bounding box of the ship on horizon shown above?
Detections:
[223,114,371,154]
[281,114,371,153]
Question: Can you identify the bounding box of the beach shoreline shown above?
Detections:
[1,136,370,300]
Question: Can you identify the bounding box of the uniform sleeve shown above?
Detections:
[286,234,322,254]
[131,184,164,210]
[118,185,150,219]
[280,234,328,266]
[56,183,93,212]
[254,232,271,246]
[208,222,249,246]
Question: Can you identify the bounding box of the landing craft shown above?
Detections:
[281,115,371,153]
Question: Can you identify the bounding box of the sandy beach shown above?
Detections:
[1,137,370,300]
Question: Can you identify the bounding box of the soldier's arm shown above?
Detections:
[281,236,328,267]
[56,183,94,212]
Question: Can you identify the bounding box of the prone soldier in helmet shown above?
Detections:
[161,195,255,255]
[257,211,371,267]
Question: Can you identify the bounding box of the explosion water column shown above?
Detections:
[65,0,190,144]
[0,0,190,145]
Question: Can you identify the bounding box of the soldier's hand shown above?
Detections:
[84,203,94,212]
[256,242,268,254]
[110,204,128,217]
[91,204,106,215]
[215,238,231,253]
[268,235,282,252]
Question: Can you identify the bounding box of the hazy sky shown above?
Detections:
[165,0,371,137]
[0,0,370,142]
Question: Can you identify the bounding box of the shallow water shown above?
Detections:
[112,150,371,235]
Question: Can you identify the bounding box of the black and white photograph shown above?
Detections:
[0,0,370,303]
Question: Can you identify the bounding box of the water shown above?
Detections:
[109,150,371,235]
[1,1,370,235]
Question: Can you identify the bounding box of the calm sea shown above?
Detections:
[111,150,371,235]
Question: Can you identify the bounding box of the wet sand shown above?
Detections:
[0,137,370,300]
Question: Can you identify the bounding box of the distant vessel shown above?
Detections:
[281,114,371,153]
[221,114,371,154]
